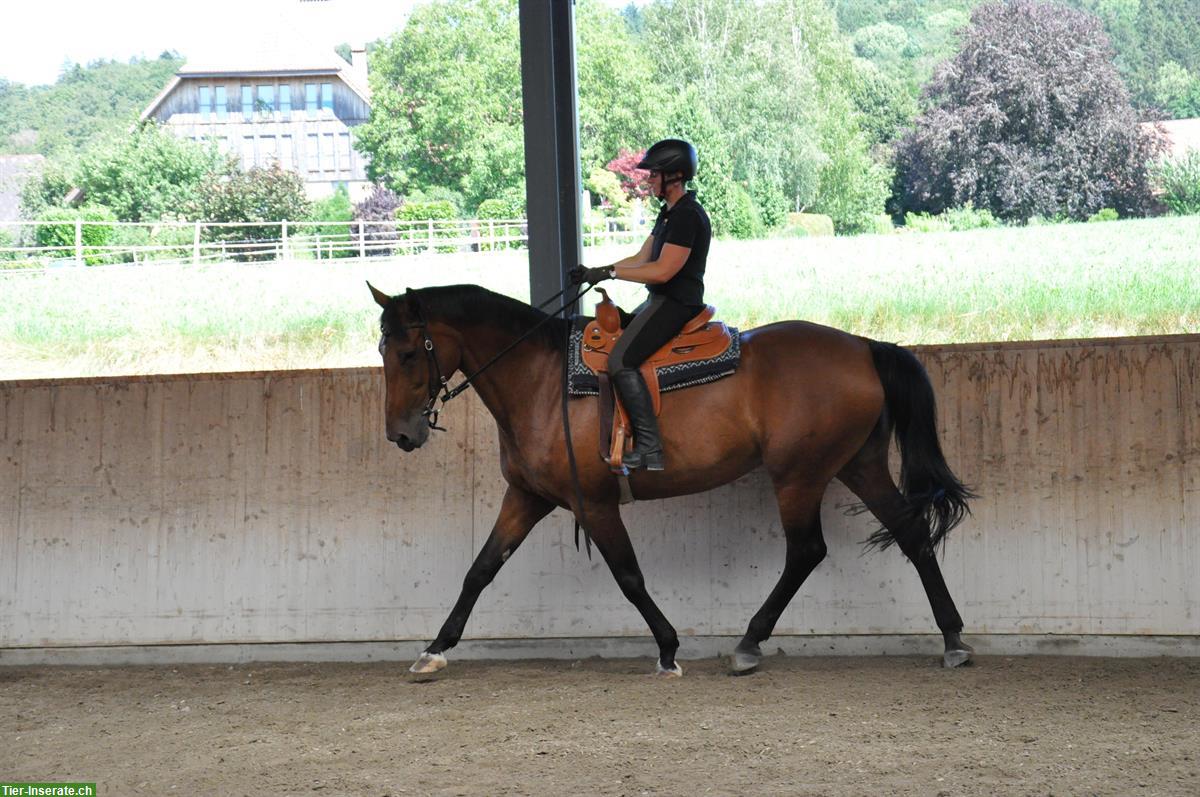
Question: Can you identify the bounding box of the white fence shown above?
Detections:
[0,216,648,269]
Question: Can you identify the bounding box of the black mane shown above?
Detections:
[380,284,570,351]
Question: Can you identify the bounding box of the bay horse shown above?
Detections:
[369,283,975,677]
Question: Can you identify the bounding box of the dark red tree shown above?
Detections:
[893,0,1164,221]
[605,148,650,201]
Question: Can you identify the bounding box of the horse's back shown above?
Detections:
[734,320,885,471]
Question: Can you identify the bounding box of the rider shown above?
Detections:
[573,138,712,472]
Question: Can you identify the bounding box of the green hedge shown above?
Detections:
[35,206,117,265]
[475,197,526,251]
[396,200,459,253]
[787,212,835,237]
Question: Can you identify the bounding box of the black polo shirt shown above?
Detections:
[648,190,711,307]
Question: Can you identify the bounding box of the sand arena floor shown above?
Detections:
[2,654,1198,796]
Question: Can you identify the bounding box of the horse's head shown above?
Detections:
[369,283,462,451]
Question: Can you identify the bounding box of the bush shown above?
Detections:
[943,203,1000,230]
[352,184,404,257]
[787,213,835,237]
[396,199,459,253]
[414,186,466,216]
[75,123,223,221]
[35,205,117,265]
[0,227,17,262]
[1154,152,1200,216]
[903,212,948,233]
[720,183,763,240]
[1087,208,1120,223]
[476,196,526,251]
[585,166,629,212]
[106,222,195,263]
[189,163,311,261]
[904,204,1000,232]
[893,0,1163,222]
[748,181,789,231]
[306,186,355,259]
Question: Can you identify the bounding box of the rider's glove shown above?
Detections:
[569,265,616,285]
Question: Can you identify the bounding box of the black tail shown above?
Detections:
[867,340,976,554]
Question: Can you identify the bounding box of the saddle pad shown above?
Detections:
[567,326,741,397]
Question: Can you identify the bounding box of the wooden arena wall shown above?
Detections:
[1,335,1198,651]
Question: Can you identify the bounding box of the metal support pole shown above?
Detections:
[519,0,582,309]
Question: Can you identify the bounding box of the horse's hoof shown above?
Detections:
[731,648,761,674]
[943,647,974,669]
[409,651,448,674]
[655,661,683,678]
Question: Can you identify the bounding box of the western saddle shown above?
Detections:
[579,288,734,477]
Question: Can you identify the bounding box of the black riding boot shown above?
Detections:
[611,368,665,471]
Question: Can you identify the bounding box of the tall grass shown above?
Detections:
[1,216,1196,379]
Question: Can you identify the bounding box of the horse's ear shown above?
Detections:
[367,281,391,309]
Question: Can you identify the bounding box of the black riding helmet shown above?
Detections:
[636,139,698,182]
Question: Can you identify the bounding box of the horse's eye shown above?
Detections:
[400,350,417,364]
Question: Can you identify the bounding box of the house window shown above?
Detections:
[321,133,336,171]
[280,135,294,169]
[321,83,333,112]
[241,86,253,120]
[337,132,352,173]
[305,83,318,117]
[279,85,291,120]
[199,86,212,118]
[242,136,256,169]
[306,133,320,172]
[261,135,279,165]
[257,85,274,115]
[215,86,228,120]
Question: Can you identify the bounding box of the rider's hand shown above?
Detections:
[570,265,615,285]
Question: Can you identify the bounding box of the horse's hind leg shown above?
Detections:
[732,481,827,674]
[410,484,554,674]
[837,439,973,668]
[585,504,682,677]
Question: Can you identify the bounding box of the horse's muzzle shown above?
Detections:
[387,431,419,451]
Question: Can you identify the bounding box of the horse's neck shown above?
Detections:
[456,326,562,435]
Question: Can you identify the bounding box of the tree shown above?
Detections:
[355,0,660,209]
[189,162,311,259]
[1153,62,1200,119]
[605,148,652,202]
[74,122,223,222]
[575,0,666,175]
[354,0,523,206]
[640,0,886,233]
[0,53,184,157]
[893,0,1164,222]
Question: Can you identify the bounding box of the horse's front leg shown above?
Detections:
[410,485,554,674]
[585,505,682,677]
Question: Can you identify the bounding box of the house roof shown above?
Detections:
[1159,118,1200,158]
[139,19,370,121]
[1141,118,1200,160]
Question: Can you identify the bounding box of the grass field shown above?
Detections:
[1,216,1197,379]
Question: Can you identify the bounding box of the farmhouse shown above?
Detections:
[140,38,372,201]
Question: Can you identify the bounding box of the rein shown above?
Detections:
[404,283,592,429]
[400,284,596,556]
